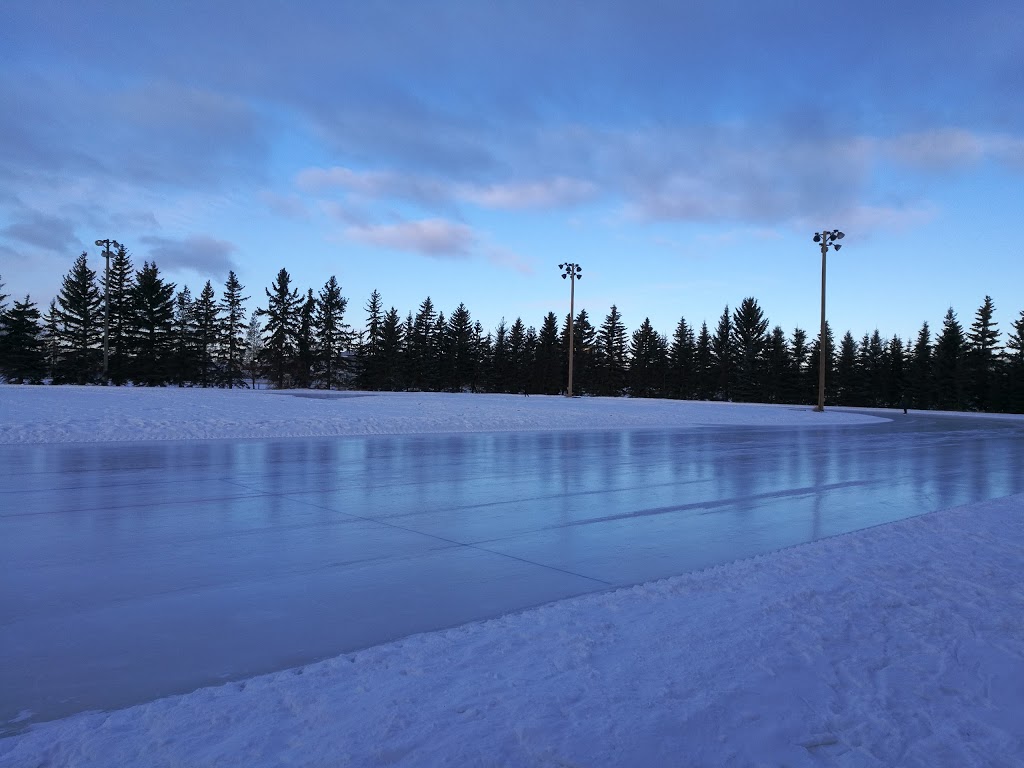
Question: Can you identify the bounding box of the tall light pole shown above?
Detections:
[559,262,582,397]
[812,229,844,412]
[95,238,121,380]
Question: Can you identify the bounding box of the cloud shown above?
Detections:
[1,210,79,252]
[457,177,598,209]
[483,244,534,275]
[345,219,475,258]
[883,130,986,171]
[139,234,238,275]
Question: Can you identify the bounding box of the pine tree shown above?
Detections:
[260,268,301,389]
[491,318,511,392]
[807,321,835,406]
[835,331,859,406]
[710,306,732,401]
[41,300,61,380]
[966,296,1000,411]
[316,276,350,390]
[730,298,768,402]
[54,252,103,384]
[193,281,220,387]
[788,328,809,404]
[596,305,628,396]
[668,317,696,399]
[508,317,530,394]
[885,335,906,408]
[471,321,490,392]
[933,307,967,410]
[0,296,46,383]
[219,270,249,389]
[407,297,437,390]
[131,261,177,386]
[1003,308,1024,413]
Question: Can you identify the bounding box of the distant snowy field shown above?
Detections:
[0,384,886,443]
[2,385,1023,767]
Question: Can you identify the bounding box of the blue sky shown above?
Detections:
[2,1,1022,343]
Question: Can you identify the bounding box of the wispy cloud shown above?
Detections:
[1,210,79,252]
[345,219,475,258]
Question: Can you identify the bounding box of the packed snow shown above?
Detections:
[2,385,1022,767]
[0,384,884,444]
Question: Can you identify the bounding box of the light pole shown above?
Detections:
[95,238,121,380]
[558,262,582,396]
[812,229,844,412]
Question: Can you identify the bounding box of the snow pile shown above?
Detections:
[2,493,1022,767]
[0,385,886,444]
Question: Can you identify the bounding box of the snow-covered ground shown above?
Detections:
[2,385,1022,767]
[0,384,884,443]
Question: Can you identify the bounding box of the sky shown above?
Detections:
[1,1,1022,344]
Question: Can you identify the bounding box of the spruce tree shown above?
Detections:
[628,318,668,397]
[508,317,529,394]
[356,289,384,390]
[729,298,768,402]
[596,305,628,396]
[763,326,792,404]
[0,296,46,383]
[380,307,405,390]
[710,306,732,401]
[54,252,103,384]
[294,288,318,389]
[407,297,437,390]
[835,331,859,406]
[908,322,933,409]
[491,319,511,392]
[243,314,264,388]
[316,276,350,391]
[170,286,197,386]
[933,307,967,410]
[668,317,696,399]
[104,244,135,384]
[446,303,474,392]
[695,322,713,400]
[219,270,249,388]
[1003,308,1024,413]
[260,268,301,388]
[788,328,809,404]
[966,296,1000,411]
[807,321,835,406]
[534,312,561,394]
[41,300,61,380]
[885,335,906,408]
[131,262,177,386]
[193,281,220,387]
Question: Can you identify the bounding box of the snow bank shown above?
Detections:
[3,493,1022,767]
[0,385,885,444]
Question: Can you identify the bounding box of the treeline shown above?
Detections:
[1,249,1022,414]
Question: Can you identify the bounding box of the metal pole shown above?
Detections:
[568,274,575,397]
[815,239,827,412]
[102,242,112,379]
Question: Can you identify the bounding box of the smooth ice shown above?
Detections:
[2,412,1023,732]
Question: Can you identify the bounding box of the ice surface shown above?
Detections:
[1,386,1023,766]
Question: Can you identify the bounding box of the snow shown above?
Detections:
[0,384,885,444]
[2,385,1023,766]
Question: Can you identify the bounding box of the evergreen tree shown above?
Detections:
[508,317,530,394]
[908,322,933,409]
[966,296,1000,411]
[788,328,809,404]
[0,296,46,383]
[763,326,792,404]
[193,281,220,387]
[730,298,768,402]
[471,321,490,392]
[41,300,61,380]
[1003,308,1024,413]
[695,322,713,400]
[316,276,350,390]
[834,331,859,406]
[260,268,301,388]
[668,316,696,399]
[407,297,437,390]
[432,310,449,391]
[807,321,835,406]
[243,314,263,388]
[862,330,886,407]
[933,307,967,410]
[380,307,405,390]
[885,335,906,408]
[219,270,249,388]
[490,319,511,392]
[356,289,384,390]
[534,312,561,394]
[710,306,732,400]
[170,286,197,386]
[446,303,474,392]
[628,318,668,397]
[294,288,317,389]
[130,261,176,386]
[596,305,628,396]
[54,252,103,384]
[104,244,135,384]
